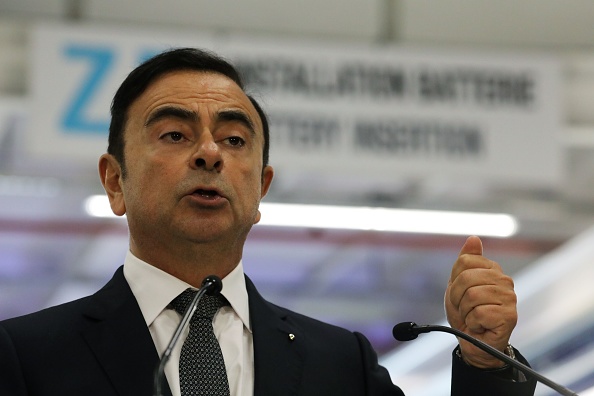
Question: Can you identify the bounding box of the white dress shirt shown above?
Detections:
[123,251,254,396]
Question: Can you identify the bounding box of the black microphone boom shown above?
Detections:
[392,322,579,396]
[153,275,224,396]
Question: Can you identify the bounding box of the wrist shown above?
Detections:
[455,344,527,382]
[455,344,512,369]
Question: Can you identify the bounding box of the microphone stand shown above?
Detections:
[393,322,579,396]
[153,276,222,396]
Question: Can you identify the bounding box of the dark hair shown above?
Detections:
[108,47,270,176]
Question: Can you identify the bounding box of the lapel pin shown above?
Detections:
[288,333,295,341]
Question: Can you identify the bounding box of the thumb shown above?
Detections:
[459,235,483,257]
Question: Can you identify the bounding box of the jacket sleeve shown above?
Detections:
[0,324,28,396]
[451,347,537,396]
[354,331,406,396]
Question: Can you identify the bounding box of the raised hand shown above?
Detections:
[444,236,518,368]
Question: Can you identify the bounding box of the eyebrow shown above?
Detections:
[216,110,256,136]
[145,106,198,127]
[144,106,257,136]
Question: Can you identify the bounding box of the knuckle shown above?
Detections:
[464,285,480,301]
[457,254,474,269]
[456,269,474,285]
[502,274,515,288]
[470,305,489,321]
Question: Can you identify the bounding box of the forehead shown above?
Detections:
[129,70,262,131]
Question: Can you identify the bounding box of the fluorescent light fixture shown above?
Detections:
[258,203,518,237]
[84,195,518,237]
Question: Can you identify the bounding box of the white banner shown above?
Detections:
[29,23,563,187]
[29,23,216,163]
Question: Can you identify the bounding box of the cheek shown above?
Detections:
[245,175,267,214]
[242,168,265,194]
[123,165,164,210]
[232,170,261,204]
[135,155,176,183]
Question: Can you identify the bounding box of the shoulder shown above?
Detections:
[0,266,128,341]
[0,295,94,340]
[252,295,403,395]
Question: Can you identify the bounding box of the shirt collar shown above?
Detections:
[123,251,251,332]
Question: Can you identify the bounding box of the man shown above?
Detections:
[0,48,536,395]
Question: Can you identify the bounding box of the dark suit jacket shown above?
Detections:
[0,266,535,395]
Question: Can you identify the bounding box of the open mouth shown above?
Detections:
[193,189,220,199]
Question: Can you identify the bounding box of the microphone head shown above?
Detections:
[201,275,223,296]
[392,322,420,341]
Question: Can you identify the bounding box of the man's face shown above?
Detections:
[102,70,273,257]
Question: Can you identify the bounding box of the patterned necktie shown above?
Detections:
[170,288,230,396]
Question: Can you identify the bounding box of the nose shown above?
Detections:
[191,136,222,171]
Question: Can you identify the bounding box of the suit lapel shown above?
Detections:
[246,276,306,396]
[79,269,305,395]
[81,267,172,396]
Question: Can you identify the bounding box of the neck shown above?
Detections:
[129,238,242,288]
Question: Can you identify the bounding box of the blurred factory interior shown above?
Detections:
[2,1,594,395]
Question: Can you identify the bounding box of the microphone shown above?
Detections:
[392,322,579,396]
[153,275,224,396]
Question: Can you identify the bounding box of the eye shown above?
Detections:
[162,131,185,142]
[226,136,245,147]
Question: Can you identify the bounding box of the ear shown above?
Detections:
[98,153,126,216]
[254,165,274,224]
